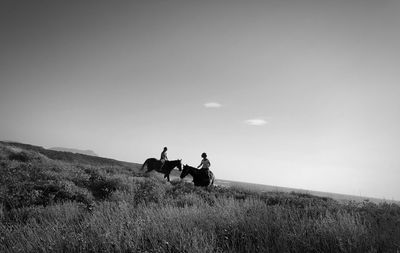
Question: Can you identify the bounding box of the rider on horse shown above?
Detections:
[197,152,210,173]
[160,147,168,169]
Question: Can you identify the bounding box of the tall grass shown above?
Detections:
[0,197,375,253]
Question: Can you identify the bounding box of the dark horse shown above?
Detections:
[141,158,182,182]
[180,164,214,187]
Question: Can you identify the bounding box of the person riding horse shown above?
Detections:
[160,147,168,169]
[180,164,214,186]
[141,157,182,182]
[197,152,211,173]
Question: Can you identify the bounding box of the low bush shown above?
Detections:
[133,177,167,206]
[8,152,31,162]
[86,173,121,200]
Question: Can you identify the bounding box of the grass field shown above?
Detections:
[1,141,399,252]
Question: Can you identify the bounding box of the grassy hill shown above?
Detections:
[1,141,400,252]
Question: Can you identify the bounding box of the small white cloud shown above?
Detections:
[244,118,268,126]
[204,102,222,108]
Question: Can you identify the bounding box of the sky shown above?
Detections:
[1,0,400,200]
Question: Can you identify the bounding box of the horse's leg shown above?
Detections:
[209,173,214,186]
[166,173,170,182]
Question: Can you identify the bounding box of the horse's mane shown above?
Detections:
[184,164,196,170]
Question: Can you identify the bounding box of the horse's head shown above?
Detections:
[180,164,190,179]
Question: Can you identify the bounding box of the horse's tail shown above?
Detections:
[209,171,215,186]
[141,159,149,171]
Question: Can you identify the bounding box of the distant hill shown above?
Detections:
[49,147,98,156]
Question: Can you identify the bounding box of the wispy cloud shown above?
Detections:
[204,102,222,108]
[244,118,268,126]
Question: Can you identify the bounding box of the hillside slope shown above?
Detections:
[1,141,397,204]
[1,141,140,169]
[0,141,142,210]
[216,179,400,204]
[1,141,400,252]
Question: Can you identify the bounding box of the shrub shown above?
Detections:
[133,178,166,206]
[8,152,31,162]
[86,173,121,200]
[2,179,93,211]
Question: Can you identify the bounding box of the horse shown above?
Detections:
[180,164,214,187]
[141,158,182,182]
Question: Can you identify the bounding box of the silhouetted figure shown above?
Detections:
[160,147,168,169]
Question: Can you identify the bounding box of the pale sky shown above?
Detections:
[1,0,400,200]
